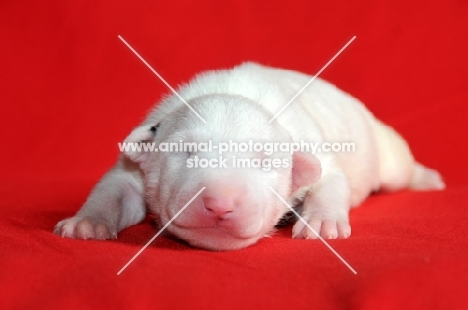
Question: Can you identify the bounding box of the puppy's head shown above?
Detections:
[123,95,320,250]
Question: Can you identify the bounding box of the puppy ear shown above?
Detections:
[122,125,158,163]
[291,152,322,192]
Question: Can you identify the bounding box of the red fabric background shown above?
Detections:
[1,0,467,309]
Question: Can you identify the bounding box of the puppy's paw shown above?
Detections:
[292,217,351,240]
[54,216,117,240]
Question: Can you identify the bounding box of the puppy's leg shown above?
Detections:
[409,163,445,191]
[374,119,445,192]
[54,157,146,240]
[292,172,351,239]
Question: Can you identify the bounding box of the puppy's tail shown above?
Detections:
[409,163,446,191]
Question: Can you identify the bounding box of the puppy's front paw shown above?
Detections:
[292,217,351,240]
[54,216,117,240]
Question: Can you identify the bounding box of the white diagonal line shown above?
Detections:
[269,187,357,274]
[118,35,207,124]
[268,36,356,123]
[117,187,206,275]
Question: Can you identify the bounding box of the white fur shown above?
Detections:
[54,62,445,250]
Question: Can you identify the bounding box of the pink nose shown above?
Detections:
[203,197,235,219]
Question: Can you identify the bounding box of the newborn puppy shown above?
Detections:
[54,62,445,250]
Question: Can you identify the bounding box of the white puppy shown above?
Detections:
[54,62,445,250]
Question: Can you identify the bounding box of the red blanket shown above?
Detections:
[2,0,467,308]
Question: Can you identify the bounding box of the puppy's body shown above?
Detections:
[55,62,444,250]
